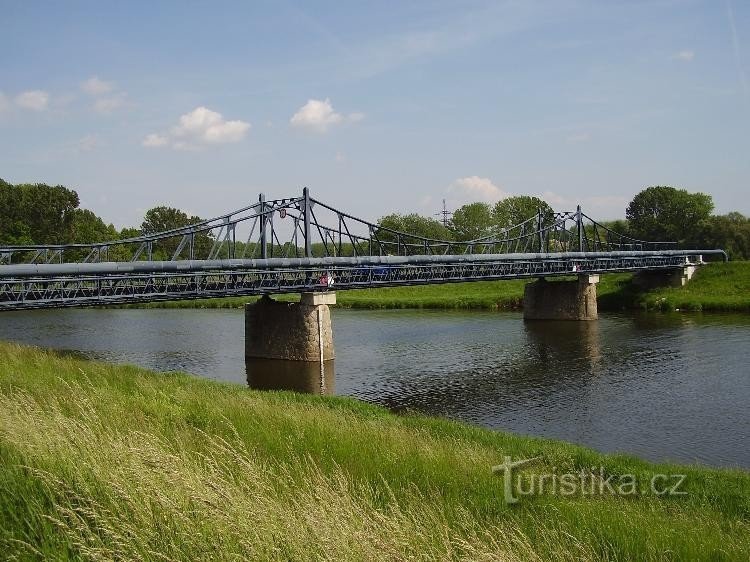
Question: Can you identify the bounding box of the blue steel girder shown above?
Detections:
[0,186,727,310]
[0,251,722,310]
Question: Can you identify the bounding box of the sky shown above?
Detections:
[1,0,748,229]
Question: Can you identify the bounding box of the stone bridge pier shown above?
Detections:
[633,258,699,289]
[523,275,599,321]
[245,292,336,362]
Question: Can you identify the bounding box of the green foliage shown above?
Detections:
[690,213,750,260]
[599,219,631,237]
[492,196,553,230]
[377,213,453,242]
[0,182,80,245]
[119,227,141,240]
[450,202,493,240]
[141,206,212,259]
[71,208,119,244]
[141,206,203,235]
[626,186,713,243]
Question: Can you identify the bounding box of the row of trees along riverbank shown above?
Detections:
[2,179,749,260]
[381,186,750,261]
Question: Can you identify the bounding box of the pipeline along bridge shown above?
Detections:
[0,188,724,310]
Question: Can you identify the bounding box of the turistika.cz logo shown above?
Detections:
[492,456,687,504]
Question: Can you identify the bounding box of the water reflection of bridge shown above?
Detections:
[246,358,334,395]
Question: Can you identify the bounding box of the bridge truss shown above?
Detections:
[0,188,724,310]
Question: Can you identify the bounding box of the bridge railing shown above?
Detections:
[0,188,678,266]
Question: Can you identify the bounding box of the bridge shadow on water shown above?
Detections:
[246,358,335,395]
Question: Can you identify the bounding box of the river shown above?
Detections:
[1,308,748,469]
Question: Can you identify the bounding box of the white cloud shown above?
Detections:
[142,133,169,148]
[15,90,49,111]
[348,111,365,123]
[290,98,343,132]
[449,176,507,202]
[81,76,115,95]
[335,151,346,162]
[0,92,9,112]
[94,93,128,114]
[673,50,695,62]
[173,107,250,143]
[143,106,250,149]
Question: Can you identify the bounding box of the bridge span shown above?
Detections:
[0,188,725,362]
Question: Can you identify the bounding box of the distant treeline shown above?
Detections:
[377,186,750,260]
[1,178,748,260]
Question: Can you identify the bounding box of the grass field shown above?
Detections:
[1,342,748,560]
[124,261,750,313]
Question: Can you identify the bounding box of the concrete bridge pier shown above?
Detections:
[245,292,336,362]
[523,275,599,321]
[633,258,699,289]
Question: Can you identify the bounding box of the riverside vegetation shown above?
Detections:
[127,261,750,313]
[0,342,748,560]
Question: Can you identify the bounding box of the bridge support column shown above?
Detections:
[633,259,698,289]
[523,275,599,321]
[245,292,335,361]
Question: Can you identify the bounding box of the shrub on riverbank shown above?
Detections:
[0,342,748,560]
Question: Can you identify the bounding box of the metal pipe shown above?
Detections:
[0,249,727,278]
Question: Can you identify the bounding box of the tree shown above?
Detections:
[141,206,211,259]
[0,182,80,245]
[377,213,453,241]
[626,186,713,243]
[71,209,119,244]
[690,212,750,260]
[119,227,142,240]
[141,206,204,235]
[492,196,553,231]
[450,202,493,241]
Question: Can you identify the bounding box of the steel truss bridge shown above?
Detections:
[0,188,724,310]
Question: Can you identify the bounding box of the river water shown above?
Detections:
[1,308,748,469]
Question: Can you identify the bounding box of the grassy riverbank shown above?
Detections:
[126,261,750,312]
[635,261,750,312]
[1,342,749,560]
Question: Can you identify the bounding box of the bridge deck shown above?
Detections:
[0,250,721,310]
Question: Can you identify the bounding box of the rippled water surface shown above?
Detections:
[1,308,748,468]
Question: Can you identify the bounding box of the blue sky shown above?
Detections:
[1,0,748,228]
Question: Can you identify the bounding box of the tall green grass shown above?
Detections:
[1,342,748,560]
